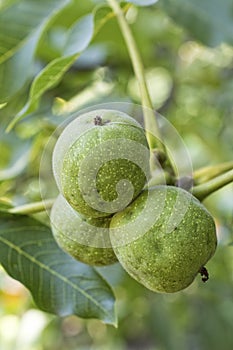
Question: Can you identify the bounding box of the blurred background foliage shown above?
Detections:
[0,0,233,349]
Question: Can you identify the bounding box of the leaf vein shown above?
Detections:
[0,235,109,316]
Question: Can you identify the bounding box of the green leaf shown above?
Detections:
[160,0,233,47]
[6,14,94,132]
[0,30,40,102]
[0,0,71,64]
[19,55,79,113]
[126,0,158,5]
[93,5,114,36]
[64,13,94,55]
[0,212,117,325]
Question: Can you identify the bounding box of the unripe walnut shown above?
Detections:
[110,186,217,293]
[51,194,117,266]
[54,109,150,218]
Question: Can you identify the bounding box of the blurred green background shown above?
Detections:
[0,0,233,349]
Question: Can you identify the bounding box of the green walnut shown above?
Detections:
[60,109,150,218]
[110,186,217,293]
[50,194,117,266]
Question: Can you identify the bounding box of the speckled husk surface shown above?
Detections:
[110,186,217,293]
[53,224,118,266]
[61,110,149,218]
[51,195,118,266]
